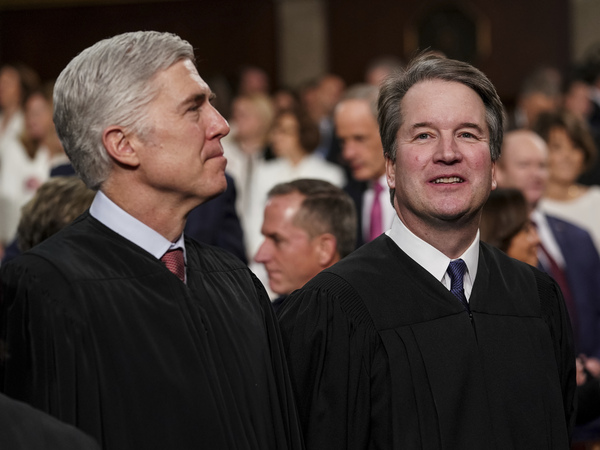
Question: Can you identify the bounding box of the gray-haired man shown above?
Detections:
[0,31,302,450]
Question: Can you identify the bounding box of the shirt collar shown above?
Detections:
[89,191,186,262]
[371,173,387,189]
[386,215,479,295]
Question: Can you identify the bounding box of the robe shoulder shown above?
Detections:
[0,393,100,450]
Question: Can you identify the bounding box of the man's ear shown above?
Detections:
[385,157,396,190]
[491,161,498,190]
[102,126,140,168]
[315,233,339,268]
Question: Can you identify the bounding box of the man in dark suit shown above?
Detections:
[0,31,302,450]
[334,84,395,247]
[496,129,600,360]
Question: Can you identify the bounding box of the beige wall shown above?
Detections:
[276,0,327,88]
[571,0,600,62]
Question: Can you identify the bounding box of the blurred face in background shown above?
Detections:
[238,67,269,96]
[335,99,386,181]
[232,97,266,142]
[318,75,345,117]
[270,112,303,159]
[25,93,54,141]
[547,126,586,185]
[506,221,540,266]
[0,66,22,110]
[255,192,324,295]
[496,131,548,209]
[563,80,592,120]
[519,92,557,128]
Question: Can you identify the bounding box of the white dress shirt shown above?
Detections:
[386,215,479,301]
[89,191,187,273]
[530,208,566,269]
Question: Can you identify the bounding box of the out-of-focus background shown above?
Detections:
[0,0,597,110]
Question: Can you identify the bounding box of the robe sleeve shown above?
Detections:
[250,273,304,450]
[278,274,391,450]
[0,392,101,450]
[0,255,103,439]
[534,268,577,438]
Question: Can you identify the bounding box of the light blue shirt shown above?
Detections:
[386,215,479,301]
[89,191,187,273]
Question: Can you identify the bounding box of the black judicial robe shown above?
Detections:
[279,235,576,450]
[0,212,303,450]
[0,392,100,449]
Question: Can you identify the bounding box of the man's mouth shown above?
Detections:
[432,176,464,184]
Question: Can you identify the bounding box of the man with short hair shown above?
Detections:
[0,31,302,450]
[335,84,395,246]
[279,54,576,449]
[254,178,356,311]
[496,129,600,360]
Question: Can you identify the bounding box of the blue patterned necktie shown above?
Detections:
[447,259,469,311]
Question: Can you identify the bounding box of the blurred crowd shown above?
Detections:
[1,50,600,447]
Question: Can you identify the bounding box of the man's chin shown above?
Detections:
[191,176,228,206]
[269,282,290,297]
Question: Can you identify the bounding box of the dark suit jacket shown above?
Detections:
[185,174,246,263]
[546,214,600,359]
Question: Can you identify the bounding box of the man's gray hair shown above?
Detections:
[53,31,195,189]
[337,83,380,120]
[378,53,505,164]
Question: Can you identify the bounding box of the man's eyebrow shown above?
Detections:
[459,122,485,133]
[410,122,485,133]
[181,91,216,107]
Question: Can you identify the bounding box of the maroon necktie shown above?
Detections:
[532,221,578,341]
[369,181,384,241]
[161,248,185,282]
[538,242,578,339]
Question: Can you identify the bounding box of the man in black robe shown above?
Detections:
[0,31,302,450]
[278,54,576,449]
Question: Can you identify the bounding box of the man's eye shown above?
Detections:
[417,133,429,139]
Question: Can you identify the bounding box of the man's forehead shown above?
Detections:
[399,83,486,131]
[336,98,371,117]
[153,58,210,91]
[402,79,484,112]
[183,60,209,89]
[335,101,378,129]
[268,192,303,215]
[503,133,548,161]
